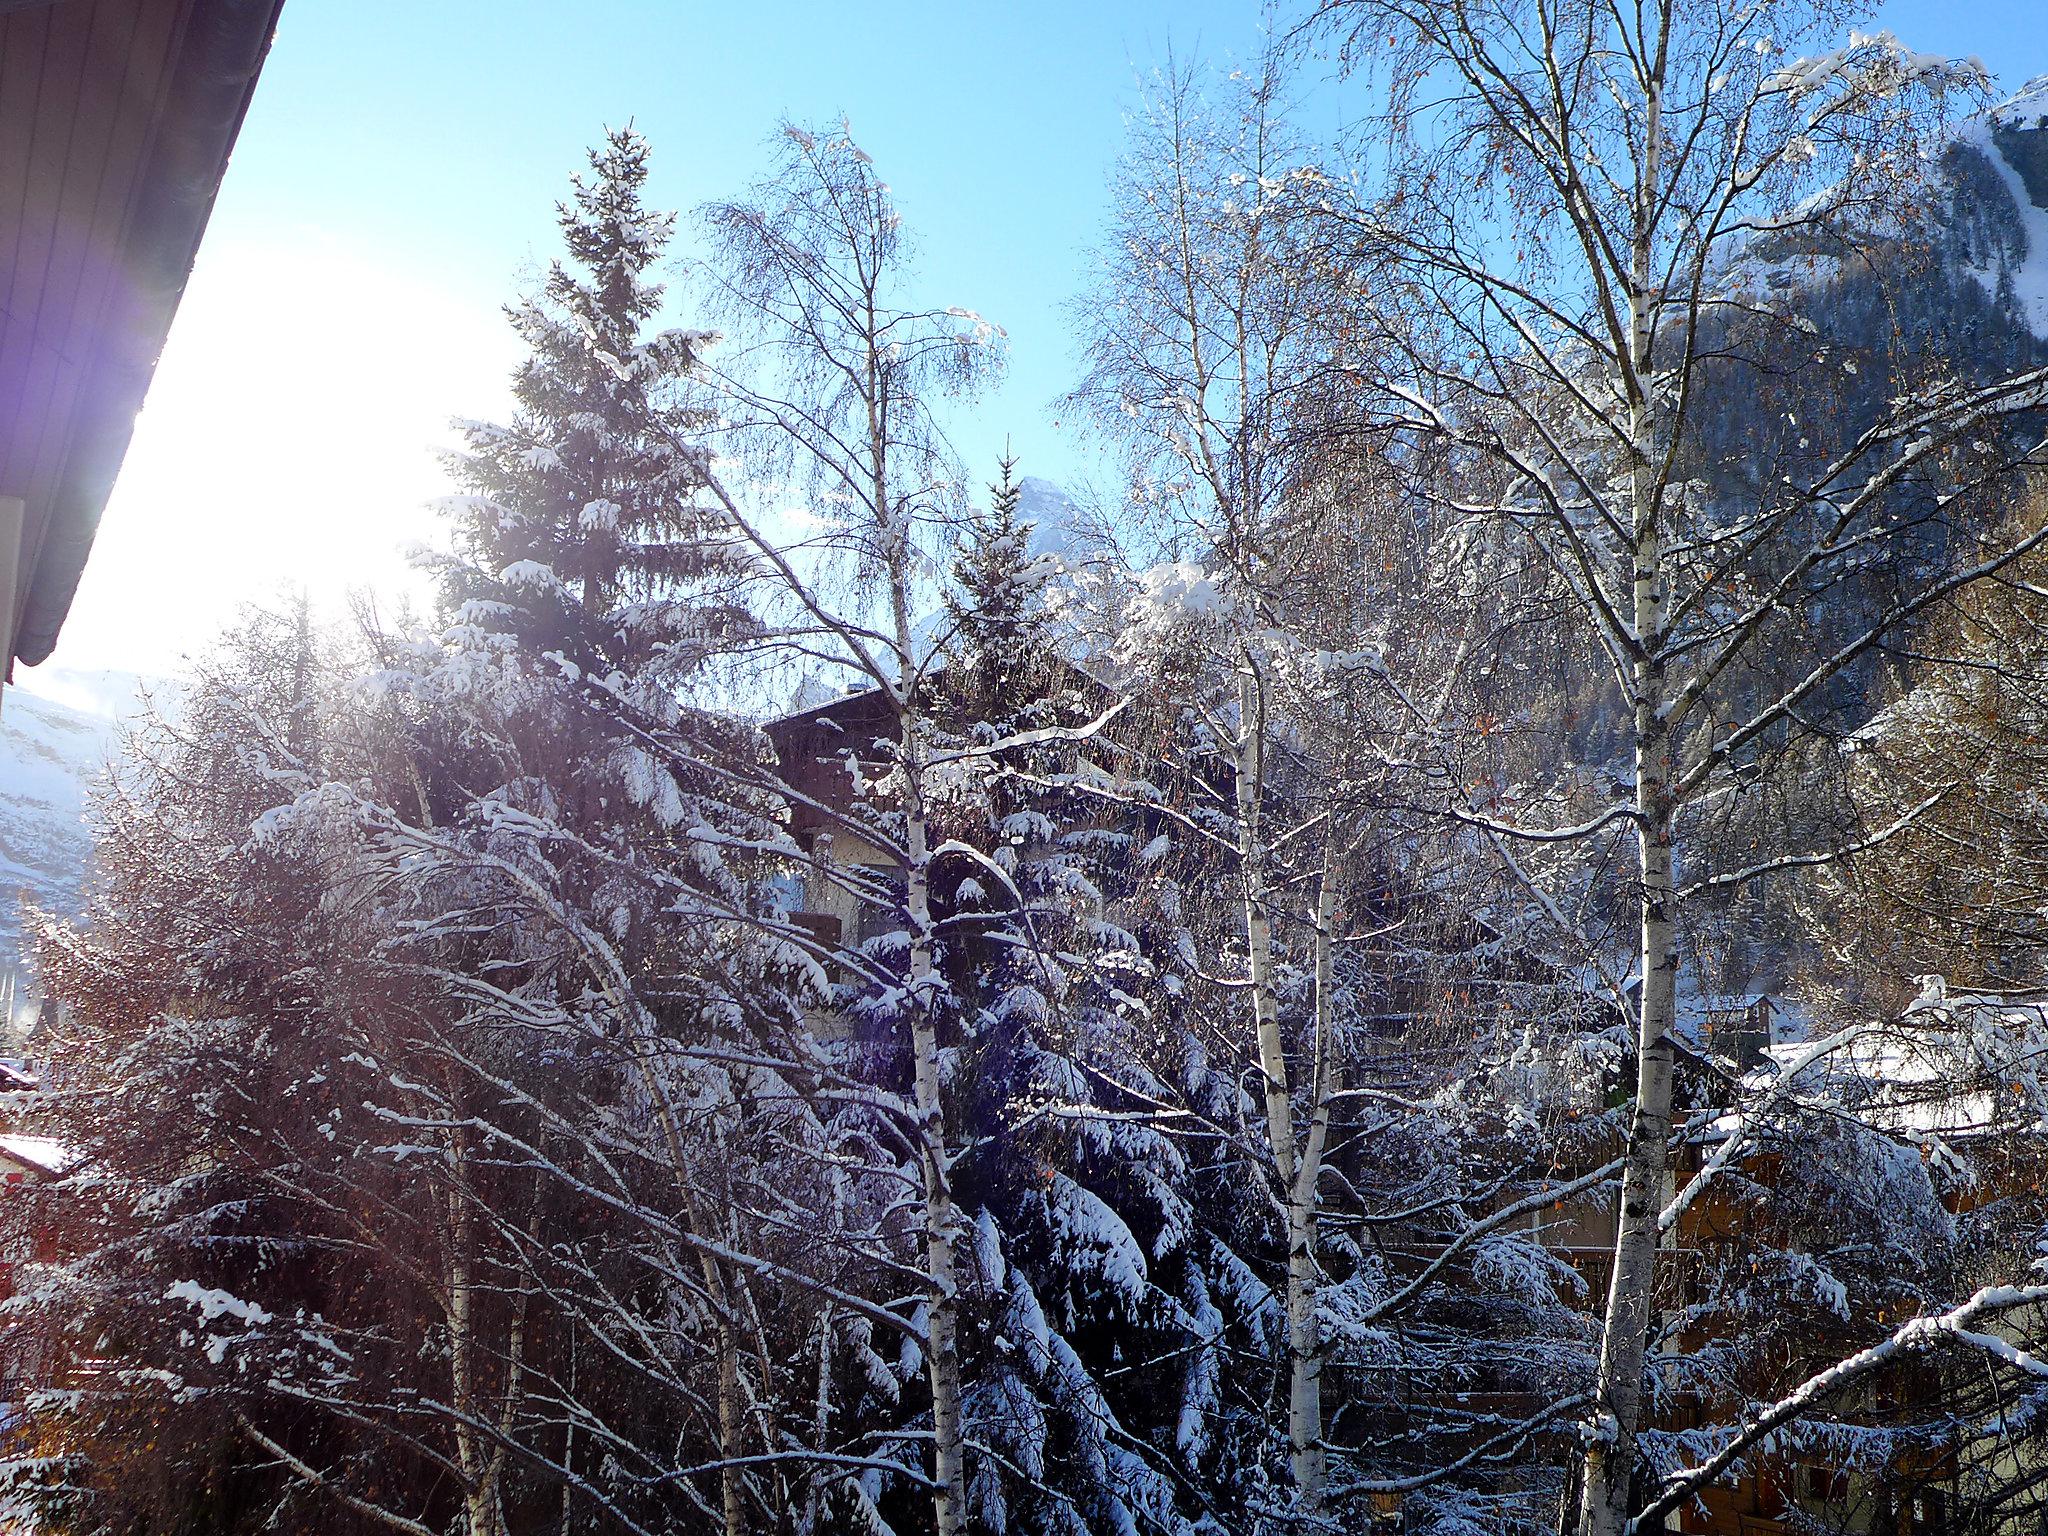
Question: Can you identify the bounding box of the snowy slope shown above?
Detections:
[0,669,150,978]
[1957,76,2048,336]
[1015,476,1105,563]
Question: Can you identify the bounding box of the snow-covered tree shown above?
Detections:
[1307,0,2048,1528]
[944,454,1050,720]
[1065,58,1364,1511]
[0,606,569,1536]
[687,118,1012,1536]
[0,131,884,1536]
[927,462,1275,1535]
[435,126,752,684]
[685,122,1264,1536]
[1064,55,1614,1530]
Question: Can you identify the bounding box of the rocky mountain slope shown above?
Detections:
[1965,77,2048,334]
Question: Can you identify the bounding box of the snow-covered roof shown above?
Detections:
[0,1134,75,1177]
[1747,988,2048,1140]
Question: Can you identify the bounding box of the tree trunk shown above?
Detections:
[884,464,967,1536]
[1232,669,1324,1505]
[559,1332,577,1536]
[444,1147,498,1536]
[1581,93,1674,1527]
[717,1323,747,1536]
[1579,782,1677,1536]
[907,805,966,1536]
[1288,857,1339,1509]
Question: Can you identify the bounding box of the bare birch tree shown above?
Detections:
[1064,58,1362,1511]
[691,119,1008,1536]
[1064,57,1603,1519]
[1305,1,2048,1529]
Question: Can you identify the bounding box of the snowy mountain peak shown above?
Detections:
[1015,475,1103,563]
[1990,75,2048,127]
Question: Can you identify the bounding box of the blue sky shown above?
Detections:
[39,0,2048,680]
[217,0,1293,489]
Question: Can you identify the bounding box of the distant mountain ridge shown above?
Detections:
[0,670,150,987]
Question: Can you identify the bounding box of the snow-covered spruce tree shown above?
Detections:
[358,125,879,1536]
[435,124,752,680]
[6,128,852,1536]
[0,606,525,1536]
[943,455,1043,718]
[3,589,826,1536]
[919,460,1284,1535]
[1307,2,2048,1529]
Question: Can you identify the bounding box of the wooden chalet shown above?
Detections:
[760,662,1128,980]
[762,683,904,963]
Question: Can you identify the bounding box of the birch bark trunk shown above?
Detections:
[716,1325,747,1536]
[1231,668,1326,1506]
[1580,65,1677,1526]
[1286,857,1339,1509]
[444,1137,498,1536]
[880,437,967,1536]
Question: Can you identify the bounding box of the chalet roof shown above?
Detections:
[764,684,899,752]
[1731,990,2048,1141]
[0,1132,73,1176]
[3,0,285,676]
[764,656,1121,747]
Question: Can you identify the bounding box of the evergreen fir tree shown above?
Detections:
[945,453,1051,720]
[436,124,751,692]
[414,124,783,1022]
[837,462,1272,1535]
[372,129,831,1535]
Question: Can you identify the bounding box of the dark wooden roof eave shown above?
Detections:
[6,0,285,673]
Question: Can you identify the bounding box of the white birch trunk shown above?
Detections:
[905,767,966,1536]
[1288,856,1339,1509]
[444,1138,498,1536]
[880,442,967,1536]
[1580,780,1678,1536]
[1232,669,1327,1505]
[716,1325,747,1536]
[1580,72,1676,1529]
